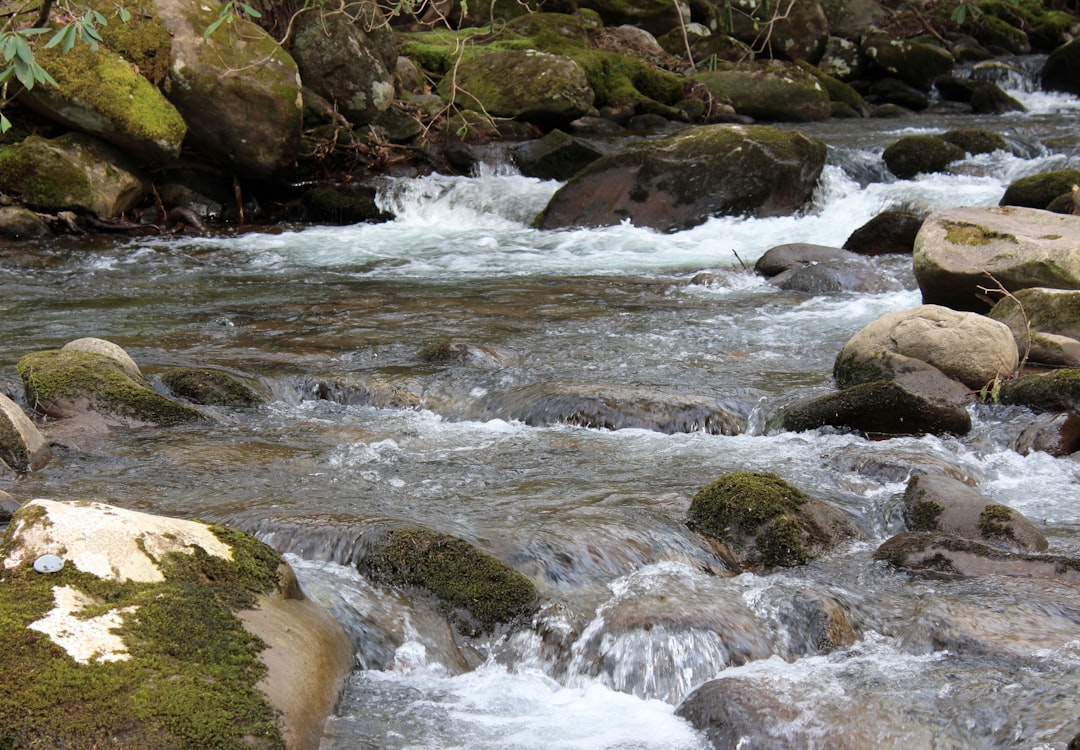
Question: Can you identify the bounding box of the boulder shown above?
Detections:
[17,349,204,426]
[24,43,186,165]
[901,474,1047,552]
[159,367,267,407]
[843,209,923,255]
[289,1,396,126]
[62,337,144,381]
[868,77,929,111]
[883,135,965,180]
[795,60,868,116]
[0,498,353,750]
[0,205,50,240]
[301,185,394,225]
[834,304,1017,391]
[819,0,888,40]
[512,129,605,181]
[153,0,303,178]
[574,0,683,38]
[0,134,146,218]
[694,60,831,122]
[817,35,867,81]
[1000,169,1080,210]
[535,124,826,232]
[687,471,861,568]
[724,0,830,64]
[0,392,50,474]
[439,50,594,127]
[860,33,954,90]
[874,531,1080,583]
[969,81,1025,114]
[988,287,1080,367]
[782,381,972,437]
[769,258,903,294]
[1041,38,1080,96]
[1012,411,1080,457]
[913,206,1080,311]
[939,128,1008,155]
[999,369,1080,413]
[358,526,538,635]
[754,243,853,276]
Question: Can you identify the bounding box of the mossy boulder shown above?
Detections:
[913,206,1080,311]
[782,381,972,437]
[152,0,302,178]
[688,471,860,568]
[843,209,924,256]
[795,60,868,116]
[860,33,954,91]
[0,392,50,474]
[970,80,1025,114]
[902,474,1047,552]
[999,369,1080,413]
[63,336,144,380]
[25,42,185,164]
[0,498,353,750]
[883,135,965,180]
[874,531,1080,583]
[439,49,594,126]
[723,0,829,64]
[535,124,826,232]
[989,287,1080,367]
[939,128,1008,155]
[574,0,682,37]
[0,205,50,240]
[159,367,267,407]
[289,1,396,126]
[1000,169,1080,210]
[0,134,146,218]
[511,129,605,181]
[1041,38,1080,96]
[965,13,1031,55]
[358,527,538,635]
[17,349,204,426]
[695,60,831,122]
[93,0,173,86]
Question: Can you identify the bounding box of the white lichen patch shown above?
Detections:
[28,584,138,664]
[3,499,233,582]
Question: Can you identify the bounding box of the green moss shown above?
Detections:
[160,368,264,408]
[907,500,944,531]
[89,0,173,86]
[999,368,1080,411]
[755,514,811,566]
[883,136,965,180]
[18,350,204,426]
[0,513,287,749]
[942,220,1017,246]
[689,471,808,536]
[833,349,894,389]
[977,503,1016,542]
[0,136,94,211]
[360,527,538,635]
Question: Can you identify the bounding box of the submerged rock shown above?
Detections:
[782,381,972,437]
[0,498,353,750]
[875,531,1080,583]
[358,526,538,635]
[688,471,861,569]
[0,392,50,474]
[754,243,853,277]
[1012,411,1080,457]
[768,257,903,294]
[535,124,826,232]
[160,367,267,407]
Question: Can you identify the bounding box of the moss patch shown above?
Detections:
[0,136,94,211]
[0,518,287,749]
[999,368,1080,412]
[977,503,1016,543]
[359,527,537,635]
[941,220,1017,246]
[907,500,944,531]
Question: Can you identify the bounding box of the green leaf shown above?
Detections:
[119,7,132,22]
[237,2,262,17]
[13,36,35,66]
[44,24,73,49]
[203,15,226,38]
[0,113,10,134]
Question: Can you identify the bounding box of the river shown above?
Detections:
[2,61,1080,748]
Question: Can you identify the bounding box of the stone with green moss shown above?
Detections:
[18,349,204,427]
[92,0,173,86]
[939,128,1008,155]
[875,531,1080,582]
[1000,168,1080,210]
[27,43,185,165]
[1000,368,1080,412]
[860,32,954,91]
[694,60,831,122]
[989,287,1080,365]
[359,527,538,635]
[883,135,965,180]
[688,471,859,568]
[0,498,353,750]
[159,367,267,407]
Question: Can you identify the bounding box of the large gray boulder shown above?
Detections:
[834,304,1018,392]
[152,0,303,178]
[290,0,396,127]
[913,206,1080,311]
[535,124,826,232]
[695,60,831,122]
[0,498,353,750]
[0,393,50,474]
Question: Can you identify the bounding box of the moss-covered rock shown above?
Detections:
[723,0,829,64]
[0,133,147,218]
[688,471,859,568]
[939,128,1008,155]
[359,527,538,635]
[795,60,867,116]
[93,0,173,86]
[18,349,204,426]
[874,531,1080,583]
[860,33,954,91]
[843,209,924,256]
[883,135,966,180]
[989,287,1080,366]
[26,43,186,164]
[1000,168,1080,210]
[0,498,353,750]
[0,205,50,240]
[695,60,831,122]
[999,369,1080,412]
[512,129,605,181]
[159,367,267,407]
[0,392,50,474]
[782,381,972,437]
[1041,38,1080,96]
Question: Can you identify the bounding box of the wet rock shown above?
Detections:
[159,367,266,407]
[874,531,1080,584]
[843,209,924,256]
[754,243,854,276]
[534,124,826,232]
[0,489,18,523]
[0,134,147,219]
[769,258,903,294]
[883,135,966,180]
[419,340,513,369]
[913,206,1080,312]
[0,498,353,750]
[62,337,144,381]
[782,381,972,437]
[999,369,1080,413]
[817,35,867,81]
[969,81,1025,114]
[1000,168,1080,210]
[358,526,538,635]
[901,474,1047,552]
[1012,411,1080,457]
[0,393,50,474]
[17,349,204,427]
[939,128,1008,155]
[834,304,1017,391]
[688,471,861,569]
[495,382,746,435]
[0,205,50,240]
[868,77,929,110]
[776,589,856,654]
[440,50,594,127]
[511,129,605,181]
[304,375,422,409]
[301,185,394,225]
[694,60,831,122]
[1041,38,1080,96]
[988,287,1080,368]
[860,33,954,91]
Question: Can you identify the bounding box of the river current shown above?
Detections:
[2,65,1080,748]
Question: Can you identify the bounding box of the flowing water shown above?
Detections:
[2,61,1080,748]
